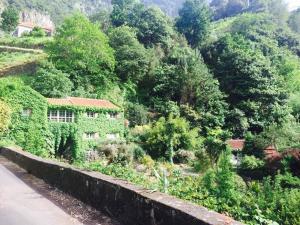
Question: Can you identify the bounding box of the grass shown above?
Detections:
[0,52,45,69]
[0,36,52,49]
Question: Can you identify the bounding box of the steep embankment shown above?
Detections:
[0,37,49,77]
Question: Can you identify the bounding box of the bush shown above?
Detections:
[173,150,196,164]
[30,27,46,37]
[97,141,135,165]
[143,114,200,163]
[240,155,265,170]
[125,102,149,127]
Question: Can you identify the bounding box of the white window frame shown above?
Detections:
[22,108,32,117]
[107,112,119,120]
[85,132,98,140]
[106,133,120,141]
[86,111,97,118]
[48,110,74,123]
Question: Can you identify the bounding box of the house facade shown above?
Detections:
[0,80,124,159]
[14,22,54,37]
[47,97,125,159]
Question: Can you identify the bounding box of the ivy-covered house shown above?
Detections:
[47,97,125,159]
[0,78,125,159]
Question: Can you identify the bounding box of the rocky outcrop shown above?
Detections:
[20,10,55,30]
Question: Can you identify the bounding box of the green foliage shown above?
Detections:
[48,105,125,160]
[176,0,211,48]
[109,26,149,83]
[28,27,47,37]
[0,36,52,49]
[47,13,115,92]
[203,34,290,133]
[0,99,11,134]
[134,6,173,47]
[143,114,200,162]
[125,102,149,127]
[31,62,73,98]
[204,127,230,166]
[0,6,19,33]
[0,77,51,156]
[240,155,265,170]
[111,0,173,47]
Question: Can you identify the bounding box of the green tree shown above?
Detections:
[176,0,211,48]
[151,44,227,132]
[31,63,73,98]
[110,0,142,27]
[0,99,11,134]
[109,26,149,83]
[0,6,19,33]
[47,13,115,92]
[135,6,173,47]
[203,34,289,133]
[144,114,200,163]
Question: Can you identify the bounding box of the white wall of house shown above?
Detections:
[15,26,33,37]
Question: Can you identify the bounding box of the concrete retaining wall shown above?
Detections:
[0,147,244,225]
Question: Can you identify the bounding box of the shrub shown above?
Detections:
[143,114,200,163]
[240,155,265,170]
[173,150,196,164]
[97,141,134,165]
[125,102,149,127]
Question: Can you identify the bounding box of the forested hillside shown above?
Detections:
[1,0,300,224]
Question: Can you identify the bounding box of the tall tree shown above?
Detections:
[47,13,115,93]
[203,34,289,134]
[110,0,142,27]
[109,26,149,83]
[176,0,211,48]
[0,6,19,33]
[134,6,173,47]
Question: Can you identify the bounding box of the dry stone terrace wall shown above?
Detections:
[0,147,244,225]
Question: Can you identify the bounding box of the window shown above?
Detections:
[48,110,74,123]
[107,112,119,120]
[85,132,98,140]
[106,133,119,140]
[86,111,96,118]
[22,109,32,117]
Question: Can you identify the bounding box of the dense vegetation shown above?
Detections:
[1,0,300,224]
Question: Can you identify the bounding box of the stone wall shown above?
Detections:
[0,147,244,225]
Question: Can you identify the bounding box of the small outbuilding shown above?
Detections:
[14,21,54,37]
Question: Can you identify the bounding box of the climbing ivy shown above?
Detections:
[48,104,125,160]
[0,77,52,156]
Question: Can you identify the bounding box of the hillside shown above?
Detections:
[0,0,185,24]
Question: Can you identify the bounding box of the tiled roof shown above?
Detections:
[47,97,119,110]
[227,139,245,151]
[18,22,53,31]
